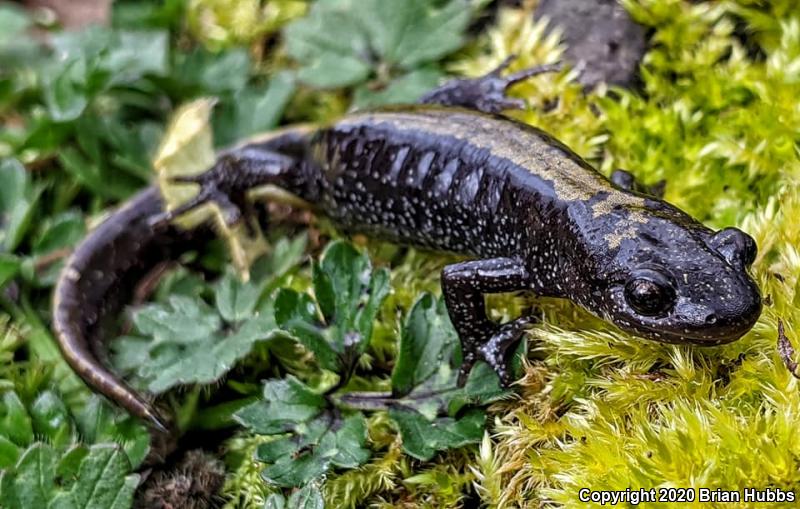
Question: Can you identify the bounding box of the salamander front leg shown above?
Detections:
[441,257,534,387]
[610,169,665,198]
[419,55,560,114]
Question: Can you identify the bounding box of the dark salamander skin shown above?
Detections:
[53,61,762,430]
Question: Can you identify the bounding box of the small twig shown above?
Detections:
[33,247,72,271]
[133,261,175,306]
[777,319,800,379]
[334,387,459,411]
[120,261,175,335]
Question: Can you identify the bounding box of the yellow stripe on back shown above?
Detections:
[340,108,646,213]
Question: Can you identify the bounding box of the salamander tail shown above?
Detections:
[52,187,187,434]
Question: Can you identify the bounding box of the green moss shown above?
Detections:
[186,0,308,50]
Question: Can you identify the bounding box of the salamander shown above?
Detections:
[53,58,762,431]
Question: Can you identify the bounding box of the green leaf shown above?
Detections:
[274,288,340,371]
[237,375,370,487]
[353,67,442,108]
[104,31,169,85]
[392,293,458,398]
[0,392,33,447]
[55,445,89,482]
[285,0,474,90]
[257,413,370,488]
[321,413,370,468]
[74,397,150,469]
[0,469,20,509]
[146,310,277,393]
[50,444,138,509]
[287,484,325,509]
[388,293,508,417]
[461,358,508,404]
[32,211,85,256]
[0,253,20,290]
[29,211,85,287]
[284,0,371,89]
[276,241,390,375]
[57,147,134,200]
[388,407,485,461]
[0,436,20,469]
[264,493,286,509]
[0,5,37,68]
[0,5,30,45]
[358,0,472,69]
[49,27,169,84]
[113,237,305,393]
[37,27,168,122]
[213,71,297,146]
[133,295,221,346]
[42,59,89,122]
[234,376,326,435]
[0,159,40,252]
[13,443,56,508]
[215,271,262,323]
[173,48,252,94]
[29,391,73,448]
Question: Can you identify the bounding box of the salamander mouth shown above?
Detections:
[624,324,748,346]
[613,305,761,345]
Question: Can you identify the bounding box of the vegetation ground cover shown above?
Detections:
[1,0,799,507]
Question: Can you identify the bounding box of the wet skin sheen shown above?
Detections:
[53,64,762,431]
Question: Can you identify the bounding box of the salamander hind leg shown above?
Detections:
[152,147,302,227]
[419,55,561,114]
[441,257,535,387]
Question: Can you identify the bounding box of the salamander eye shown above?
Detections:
[624,272,675,316]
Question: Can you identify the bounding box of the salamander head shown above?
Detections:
[589,218,762,345]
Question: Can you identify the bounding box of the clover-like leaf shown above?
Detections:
[113,240,305,393]
[0,392,33,448]
[392,293,458,398]
[235,376,370,488]
[257,413,370,488]
[284,0,477,105]
[391,293,507,412]
[28,211,86,287]
[286,483,325,509]
[275,241,390,377]
[388,406,485,461]
[0,442,139,509]
[0,254,20,290]
[74,397,150,470]
[50,445,138,509]
[115,299,277,394]
[0,159,41,253]
[234,376,327,435]
[213,71,297,147]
